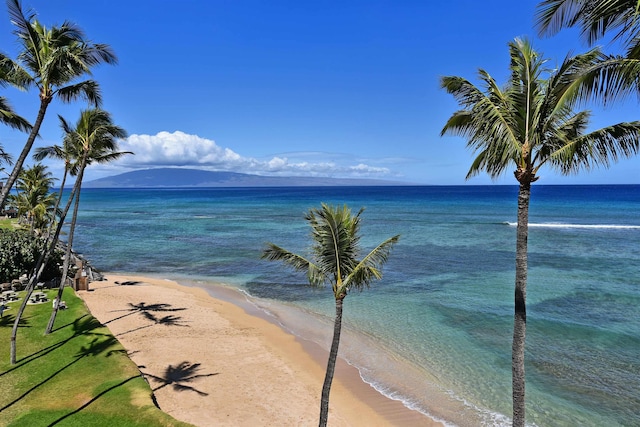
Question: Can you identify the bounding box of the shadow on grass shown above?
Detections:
[0,336,120,412]
[50,313,88,333]
[0,313,29,328]
[141,361,218,397]
[0,316,106,378]
[46,375,140,426]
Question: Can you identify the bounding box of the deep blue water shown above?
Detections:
[70,185,640,426]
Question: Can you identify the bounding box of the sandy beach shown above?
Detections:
[77,273,441,427]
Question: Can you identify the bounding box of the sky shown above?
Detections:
[0,0,638,185]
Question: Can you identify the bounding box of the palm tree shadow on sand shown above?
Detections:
[117,312,189,336]
[104,302,186,325]
[141,361,218,397]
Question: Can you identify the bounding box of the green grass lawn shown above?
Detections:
[0,287,193,427]
[0,218,18,229]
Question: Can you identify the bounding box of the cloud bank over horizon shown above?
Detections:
[101,130,395,179]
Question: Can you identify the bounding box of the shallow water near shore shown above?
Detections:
[72,185,640,426]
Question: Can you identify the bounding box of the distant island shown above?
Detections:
[83,168,408,188]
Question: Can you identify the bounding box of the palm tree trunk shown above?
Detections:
[9,178,77,363]
[9,278,35,364]
[45,160,86,334]
[319,297,344,427]
[512,181,530,427]
[0,99,50,210]
[45,167,69,241]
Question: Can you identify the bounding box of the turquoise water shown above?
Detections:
[71,185,640,426]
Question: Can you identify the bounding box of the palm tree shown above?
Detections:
[9,109,128,363]
[262,204,399,427]
[8,163,57,233]
[0,0,117,210]
[44,109,129,334]
[440,37,640,427]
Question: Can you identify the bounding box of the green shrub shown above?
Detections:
[0,229,62,283]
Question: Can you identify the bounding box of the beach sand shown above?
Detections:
[77,274,442,427]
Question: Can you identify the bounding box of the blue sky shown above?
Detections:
[0,0,638,185]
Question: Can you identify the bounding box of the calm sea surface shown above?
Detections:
[70,185,640,427]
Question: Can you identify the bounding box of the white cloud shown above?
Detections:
[98,130,395,179]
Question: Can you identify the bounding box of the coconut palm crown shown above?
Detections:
[441,37,640,427]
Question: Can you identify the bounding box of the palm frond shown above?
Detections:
[307,204,360,284]
[0,96,31,132]
[341,234,400,294]
[56,80,102,106]
[549,120,640,173]
[441,70,521,179]
[263,203,399,299]
[537,0,636,44]
[261,242,325,287]
[0,146,12,165]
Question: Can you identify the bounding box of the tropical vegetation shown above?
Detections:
[440,37,640,427]
[7,163,58,234]
[262,203,399,427]
[0,228,61,283]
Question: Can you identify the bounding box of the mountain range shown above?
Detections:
[84,168,406,188]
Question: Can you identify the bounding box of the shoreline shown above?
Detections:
[77,273,442,426]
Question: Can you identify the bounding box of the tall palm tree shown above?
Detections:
[440,37,640,427]
[262,204,399,427]
[0,0,117,210]
[9,109,128,363]
[44,109,129,334]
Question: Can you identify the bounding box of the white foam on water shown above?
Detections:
[503,222,640,229]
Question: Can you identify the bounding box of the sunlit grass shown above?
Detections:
[0,217,18,229]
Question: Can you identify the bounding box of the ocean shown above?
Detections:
[70,185,640,427]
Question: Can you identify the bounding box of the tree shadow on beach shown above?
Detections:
[104,302,186,325]
[97,280,145,290]
[115,280,143,286]
[141,361,218,397]
[116,312,189,337]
